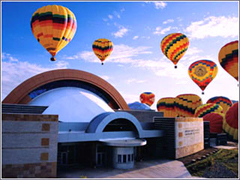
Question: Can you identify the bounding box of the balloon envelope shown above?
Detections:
[157,97,176,117]
[223,102,238,140]
[161,33,189,68]
[175,94,202,117]
[203,112,224,133]
[31,5,77,61]
[140,92,155,107]
[218,40,238,81]
[207,96,232,114]
[188,60,218,93]
[92,38,113,64]
[194,103,223,118]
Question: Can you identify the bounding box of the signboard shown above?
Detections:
[175,117,204,159]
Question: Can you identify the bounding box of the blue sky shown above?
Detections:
[2,1,239,109]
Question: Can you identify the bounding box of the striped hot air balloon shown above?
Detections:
[31,5,77,61]
[207,96,233,114]
[156,97,176,117]
[203,112,225,133]
[219,40,238,81]
[194,103,223,118]
[140,92,155,107]
[223,102,238,141]
[188,60,218,94]
[161,33,189,68]
[175,94,202,117]
[92,38,113,65]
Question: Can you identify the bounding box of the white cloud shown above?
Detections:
[133,36,139,40]
[103,18,108,22]
[120,92,139,104]
[99,75,110,81]
[112,27,129,38]
[108,15,113,19]
[185,16,239,39]
[126,78,146,84]
[2,55,69,99]
[153,1,167,9]
[2,53,18,62]
[163,19,174,24]
[153,26,172,35]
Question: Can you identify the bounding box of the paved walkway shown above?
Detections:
[58,159,192,178]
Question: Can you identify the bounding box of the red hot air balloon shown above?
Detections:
[203,112,224,133]
[140,92,155,107]
[223,102,238,141]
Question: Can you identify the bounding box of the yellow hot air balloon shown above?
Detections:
[188,60,218,94]
[92,38,113,65]
[218,40,238,81]
[174,94,202,117]
[161,33,189,68]
[31,5,77,61]
[156,97,176,117]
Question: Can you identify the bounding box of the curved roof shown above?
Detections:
[3,69,129,110]
[30,87,114,122]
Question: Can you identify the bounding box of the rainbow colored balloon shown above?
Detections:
[207,96,232,114]
[161,33,189,68]
[194,103,223,118]
[174,94,202,117]
[188,60,218,94]
[223,102,238,141]
[218,40,238,81]
[31,5,77,61]
[92,38,113,65]
[203,112,224,133]
[140,92,155,107]
[156,97,176,117]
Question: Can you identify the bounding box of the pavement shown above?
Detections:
[210,138,238,150]
[58,159,193,178]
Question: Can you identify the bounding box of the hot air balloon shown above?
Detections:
[174,94,202,117]
[203,112,225,133]
[194,103,223,118]
[31,5,77,61]
[207,96,233,114]
[218,40,238,81]
[223,102,238,141]
[140,92,155,107]
[161,33,189,68]
[156,97,176,117]
[92,38,113,65]
[188,60,218,94]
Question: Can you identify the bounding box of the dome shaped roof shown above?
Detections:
[29,87,113,122]
[128,101,151,110]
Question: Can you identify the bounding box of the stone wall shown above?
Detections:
[2,113,58,178]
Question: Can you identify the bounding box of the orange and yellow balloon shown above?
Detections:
[31,5,77,61]
[92,38,113,65]
[156,97,176,117]
[218,40,238,81]
[174,94,202,117]
[161,33,189,68]
[140,92,155,107]
[188,60,218,94]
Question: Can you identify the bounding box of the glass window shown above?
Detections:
[128,154,131,162]
[118,155,121,163]
[132,154,134,161]
[123,155,126,163]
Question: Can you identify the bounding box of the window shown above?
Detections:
[128,154,131,162]
[123,155,126,163]
[118,155,121,163]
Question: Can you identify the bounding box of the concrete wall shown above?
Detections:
[2,114,58,178]
[117,110,163,123]
[154,117,204,159]
[175,117,204,159]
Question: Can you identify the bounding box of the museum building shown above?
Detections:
[2,69,204,178]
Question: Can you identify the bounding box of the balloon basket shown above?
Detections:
[50,57,56,61]
[174,65,177,69]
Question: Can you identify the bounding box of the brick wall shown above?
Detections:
[2,113,58,178]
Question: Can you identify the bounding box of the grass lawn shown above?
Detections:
[186,149,238,178]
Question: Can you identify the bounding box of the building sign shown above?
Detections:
[175,117,204,159]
